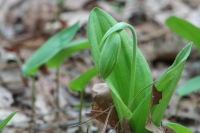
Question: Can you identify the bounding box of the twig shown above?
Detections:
[102,106,114,133]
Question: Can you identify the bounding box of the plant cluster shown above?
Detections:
[2,8,196,133]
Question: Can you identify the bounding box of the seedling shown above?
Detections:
[86,8,192,133]
[68,67,97,132]
[166,16,200,97]
[22,22,89,131]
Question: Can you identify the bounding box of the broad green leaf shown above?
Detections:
[88,8,152,133]
[99,32,121,79]
[46,39,89,67]
[0,111,18,131]
[68,67,98,91]
[177,76,200,97]
[22,22,79,76]
[163,122,193,133]
[151,43,192,125]
[166,16,200,50]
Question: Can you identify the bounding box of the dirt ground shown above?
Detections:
[0,0,200,133]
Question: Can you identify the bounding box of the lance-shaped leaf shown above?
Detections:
[151,43,192,125]
[177,76,200,97]
[0,111,18,131]
[162,122,193,133]
[166,16,200,50]
[88,8,152,133]
[22,22,79,76]
[46,39,89,67]
[68,67,98,91]
[99,32,121,79]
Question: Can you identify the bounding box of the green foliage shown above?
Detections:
[88,8,192,133]
[22,22,89,76]
[166,16,200,50]
[151,43,192,125]
[163,122,193,133]
[99,32,121,79]
[0,111,18,131]
[46,39,89,67]
[68,67,98,91]
[88,8,152,133]
[177,76,200,97]
[166,16,200,97]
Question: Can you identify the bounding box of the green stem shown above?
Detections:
[78,90,84,133]
[31,76,36,133]
[55,66,60,119]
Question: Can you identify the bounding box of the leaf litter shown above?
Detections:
[0,0,200,132]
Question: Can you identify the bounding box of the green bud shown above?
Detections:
[99,32,121,79]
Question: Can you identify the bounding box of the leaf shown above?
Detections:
[162,122,193,133]
[166,16,200,50]
[151,85,162,106]
[145,85,163,133]
[46,39,89,67]
[88,7,152,133]
[87,84,133,133]
[22,22,79,76]
[151,43,192,126]
[86,83,119,127]
[0,111,18,131]
[177,76,200,97]
[99,32,121,79]
[68,67,98,91]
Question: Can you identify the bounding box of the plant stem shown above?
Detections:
[55,66,60,119]
[174,97,181,119]
[31,76,36,133]
[78,90,84,133]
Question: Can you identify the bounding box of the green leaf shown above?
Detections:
[166,16,200,50]
[0,111,18,131]
[46,39,89,67]
[68,67,98,91]
[88,7,152,133]
[151,43,192,125]
[99,32,121,79]
[163,122,193,133]
[177,76,200,97]
[22,22,79,76]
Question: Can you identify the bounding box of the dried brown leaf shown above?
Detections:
[152,85,162,106]
[86,83,119,127]
[146,85,163,133]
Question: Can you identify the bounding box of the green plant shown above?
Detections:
[0,111,18,131]
[166,16,200,97]
[22,22,89,128]
[85,8,192,133]
[68,67,97,132]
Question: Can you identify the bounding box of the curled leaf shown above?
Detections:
[99,32,121,79]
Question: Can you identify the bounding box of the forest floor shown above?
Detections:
[0,0,200,133]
